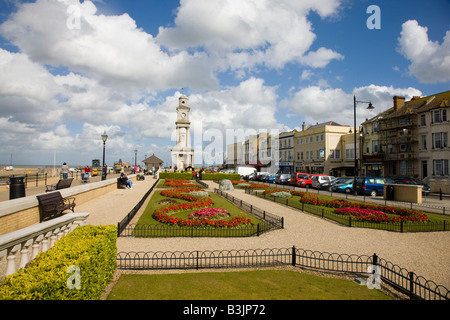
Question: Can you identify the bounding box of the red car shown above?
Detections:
[290,173,310,187]
[292,173,327,188]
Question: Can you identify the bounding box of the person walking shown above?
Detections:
[61,162,69,180]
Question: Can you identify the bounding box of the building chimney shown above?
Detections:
[302,122,306,131]
[393,96,405,111]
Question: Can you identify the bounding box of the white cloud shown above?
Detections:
[280,84,423,126]
[397,20,450,84]
[157,0,343,72]
[0,0,217,91]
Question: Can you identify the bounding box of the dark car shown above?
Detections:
[390,177,431,194]
[275,173,291,185]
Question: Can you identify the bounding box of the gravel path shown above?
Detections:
[81,179,450,289]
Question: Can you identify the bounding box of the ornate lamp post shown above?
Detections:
[134,149,138,167]
[353,96,374,195]
[101,132,108,180]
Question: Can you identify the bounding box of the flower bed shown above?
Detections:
[231,180,269,189]
[189,208,230,220]
[163,179,198,188]
[153,188,253,228]
[262,188,428,223]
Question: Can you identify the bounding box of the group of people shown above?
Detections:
[60,162,136,189]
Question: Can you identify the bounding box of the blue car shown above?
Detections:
[331,178,354,194]
[355,177,395,197]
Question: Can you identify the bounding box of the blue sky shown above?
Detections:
[0,0,449,167]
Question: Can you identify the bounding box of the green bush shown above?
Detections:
[159,172,194,180]
[200,173,241,181]
[0,225,117,300]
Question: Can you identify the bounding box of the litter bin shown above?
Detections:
[386,185,395,201]
[9,176,26,200]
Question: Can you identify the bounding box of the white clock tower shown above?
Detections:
[171,94,194,170]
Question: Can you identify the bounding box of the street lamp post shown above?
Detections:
[353,96,374,195]
[134,149,138,167]
[101,132,108,180]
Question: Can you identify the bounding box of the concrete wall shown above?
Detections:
[0,176,134,236]
[384,184,423,204]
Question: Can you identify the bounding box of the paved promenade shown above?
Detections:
[22,177,450,289]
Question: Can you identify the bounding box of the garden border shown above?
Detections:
[249,189,448,233]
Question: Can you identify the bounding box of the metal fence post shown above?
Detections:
[292,246,296,266]
[409,272,415,299]
[349,216,352,227]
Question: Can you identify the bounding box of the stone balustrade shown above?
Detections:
[0,212,90,279]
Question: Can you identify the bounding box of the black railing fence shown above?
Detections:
[251,189,448,233]
[116,246,449,300]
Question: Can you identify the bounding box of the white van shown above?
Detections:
[236,166,256,178]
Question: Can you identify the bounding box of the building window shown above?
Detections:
[420,114,426,126]
[372,140,379,153]
[432,109,447,123]
[432,132,448,149]
[373,122,379,133]
[321,134,324,141]
[433,160,449,176]
[346,148,354,159]
[421,135,427,150]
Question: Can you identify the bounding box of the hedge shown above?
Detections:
[200,173,241,181]
[159,172,193,180]
[0,225,117,300]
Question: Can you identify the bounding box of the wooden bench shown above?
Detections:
[117,177,127,189]
[36,192,76,222]
[46,178,73,192]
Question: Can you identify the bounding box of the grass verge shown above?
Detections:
[106,270,392,300]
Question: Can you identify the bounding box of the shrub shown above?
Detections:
[271,191,292,198]
[200,173,241,181]
[0,225,117,300]
[159,172,194,180]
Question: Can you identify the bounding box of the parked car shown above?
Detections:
[289,172,310,186]
[249,172,270,181]
[331,178,354,193]
[355,177,395,197]
[275,173,291,185]
[390,176,431,195]
[263,174,278,183]
[311,175,335,190]
[293,173,327,188]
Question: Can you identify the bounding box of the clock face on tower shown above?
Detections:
[181,113,186,118]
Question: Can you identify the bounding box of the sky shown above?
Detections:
[0,0,449,167]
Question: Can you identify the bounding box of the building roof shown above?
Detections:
[306,121,348,130]
[383,90,450,119]
[143,154,164,164]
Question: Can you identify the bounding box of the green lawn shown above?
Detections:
[130,187,267,237]
[107,270,392,300]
